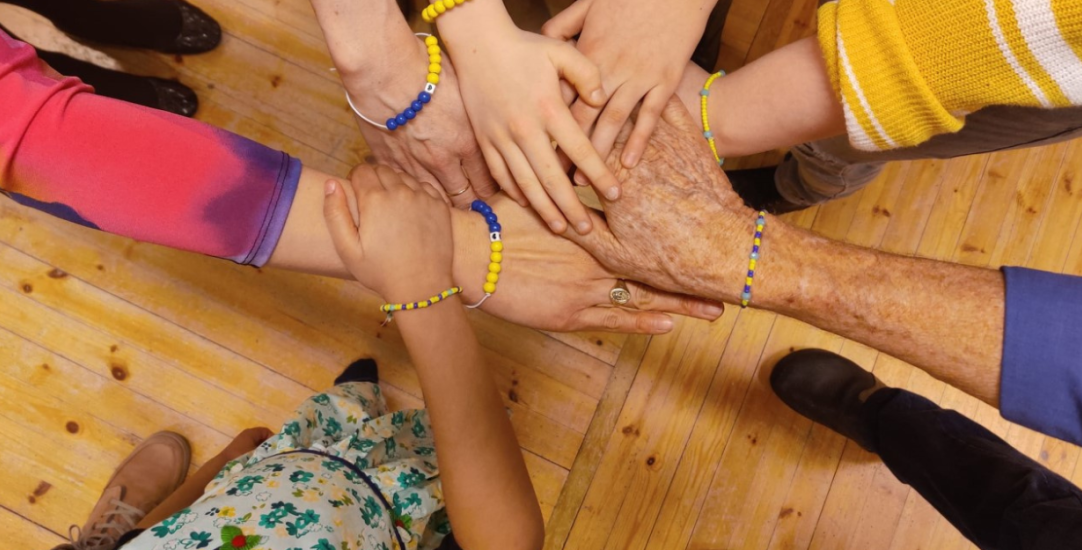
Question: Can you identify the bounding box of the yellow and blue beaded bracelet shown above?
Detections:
[422,0,472,23]
[465,199,502,309]
[701,71,768,308]
[380,286,462,325]
[346,34,442,132]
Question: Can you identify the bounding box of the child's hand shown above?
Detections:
[441,11,619,235]
[323,165,455,304]
[220,427,274,461]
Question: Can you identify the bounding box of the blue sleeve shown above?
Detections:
[1000,267,1082,445]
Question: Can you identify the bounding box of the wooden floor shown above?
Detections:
[3,0,1082,548]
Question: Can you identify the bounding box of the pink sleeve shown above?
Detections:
[0,31,301,266]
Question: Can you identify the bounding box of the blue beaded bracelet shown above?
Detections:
[466,199,503,309]
[345,34,441,131]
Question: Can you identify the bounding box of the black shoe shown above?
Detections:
[770,349,890,452]
[335,358,379,386]
[36,49,198,116]
[48,0,222,55]
[726,163,806,214]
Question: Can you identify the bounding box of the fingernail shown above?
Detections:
[623,151,639,168]
[606,187,621,200]
[703,304,725,318]
[576,221,592,234]
[549,220,567,233]
[656,317,674,332]
[574,172,588,186]
[324,180,336,195]
[591,89,606,103]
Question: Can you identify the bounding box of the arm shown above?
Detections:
[672,0,1082,157]
[305,0,497,204]
[673,37,847,158]
[574,98,1082,445]
[396,287,544,550]
[322,167,543,550]
[0,32,718,333]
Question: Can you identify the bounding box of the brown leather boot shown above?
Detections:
[54,432,191,550]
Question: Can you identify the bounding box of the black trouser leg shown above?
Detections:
[867,389,1082,550]
[3,0,183,51]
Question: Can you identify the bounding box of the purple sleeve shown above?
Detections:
[1000,267,1082,445]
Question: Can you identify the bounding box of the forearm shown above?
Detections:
[268,167,490,302]
[700,220,1005,405]
[396,301,544,550]
[675,37,845,157]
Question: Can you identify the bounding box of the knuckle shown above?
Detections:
[602,312,622,330]
[634,287,655,308]
[603,105,630,125]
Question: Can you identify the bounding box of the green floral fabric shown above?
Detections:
[126,383,450,550]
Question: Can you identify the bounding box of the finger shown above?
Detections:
[621,88,669,169]
[420,180,444,200]
[622,281,725,320]
[463,148,499,199]
[551,111,621,202]
[541,0,590,41]
[660,93,702,133]
[373,164,406,190]
[434,162,477,207]
[589,85,642,170]
[523,134,593,234]
[570,306,675,334]
[568,98,603,186]
[481,143,528,206]
[322,179,364,265]
[502,143,568,234]
[551,42,606,107]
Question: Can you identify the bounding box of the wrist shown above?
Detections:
[451,205,489,305]
[341,34,431,120]
[435,0,516,50]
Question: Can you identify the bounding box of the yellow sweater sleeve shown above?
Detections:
[818,0,1082,151]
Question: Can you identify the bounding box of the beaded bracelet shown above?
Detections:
[701,71,768,308]
[465,199,502,309]
[380,286,462,325]
[422,0,473,23]
[345,34,442,131]
[700,71,726,167]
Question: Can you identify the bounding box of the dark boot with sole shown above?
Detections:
[769,348,891,451]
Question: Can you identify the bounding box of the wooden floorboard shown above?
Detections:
[2,0,1080,548]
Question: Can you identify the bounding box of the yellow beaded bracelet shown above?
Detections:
[701,71,768,308]
[422,0,472,23]
[380,286,463,325]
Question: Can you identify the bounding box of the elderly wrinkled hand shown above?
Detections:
[565,96,760,303]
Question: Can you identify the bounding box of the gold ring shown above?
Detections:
[609,280,632,306]
[448,185,471,197]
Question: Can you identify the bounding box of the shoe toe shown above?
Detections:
[148,78,199,117]
[174,1,222,54]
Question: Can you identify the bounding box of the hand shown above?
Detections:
[454,193,726,332]
[563,96,759,302]
[220,427,274,461]
[324,165,455,304]
[440,9,620,235]
[343,37,497,207]
[543,0,714,173]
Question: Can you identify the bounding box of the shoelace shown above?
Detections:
[66,499,145,550]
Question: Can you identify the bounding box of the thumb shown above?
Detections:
[660,94,701,134]
[562,208,621,264]
[323,179,364,266]
[551,42,607,108]
[541,0,591,41]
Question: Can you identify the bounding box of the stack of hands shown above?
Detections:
[327,0,742,332]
